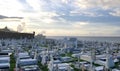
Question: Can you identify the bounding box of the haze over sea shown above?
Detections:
[47,36,120,43]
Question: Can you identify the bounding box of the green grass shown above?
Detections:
[61,54,66,57]
[71,64,80,71]
[93,63,101,66]
[38,61,48,71]
[22,47,30,52]
[114,61,120,68]
[39,44,48,48]
[10,54,16,71]
[61,52,73,57]
[71,64,88,71]
[66,52,72,57]
[72,57,86,62]
[62,57,85,63]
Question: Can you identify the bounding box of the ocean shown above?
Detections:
[46,36,120,43]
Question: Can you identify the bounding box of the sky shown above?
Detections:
[0,0,120,36]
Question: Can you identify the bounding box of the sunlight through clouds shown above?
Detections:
[0,0,120,36]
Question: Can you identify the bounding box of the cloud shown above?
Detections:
[40,31,46,34]
[72,0,120,17]
[110,8,120,17]
[113,30,120,36]
[73,22,88,29]
[0,0,25,17]
[25,0,42,11]
[0,0,120,36]
[74,0,120,10]
[0,15,23,19]
[0,15,8,19]
[17,22,26,32]
[0,15,23,22]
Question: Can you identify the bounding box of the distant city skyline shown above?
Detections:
[0,0,120,36]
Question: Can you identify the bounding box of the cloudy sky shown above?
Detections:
[0,0,120,36]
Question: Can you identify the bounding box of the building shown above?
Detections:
[0,27,35,39]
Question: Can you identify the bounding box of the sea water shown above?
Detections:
[47,36,120,43]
